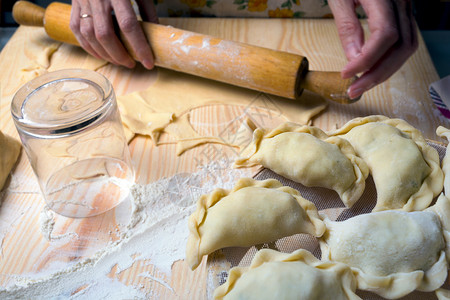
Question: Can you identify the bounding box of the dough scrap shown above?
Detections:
[213,248,361,300]
[0,131,21,190]
[20,33,61,83]
[234,122,369,208]
[331,115,443,212]
[116,68,327,155]
[320,195,450,299]
[162,113,235,155]
[186,177,325,270]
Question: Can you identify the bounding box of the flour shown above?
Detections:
[0,159,248,299]
[39,207,55,241]
[138,271,174,293]
[39,206,78,241]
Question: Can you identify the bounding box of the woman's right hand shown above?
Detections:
[70,0,158,70]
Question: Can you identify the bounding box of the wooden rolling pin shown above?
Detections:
[12,1,360,104]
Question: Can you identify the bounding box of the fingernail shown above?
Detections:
[142,59,154,70]
[345,42,361,61]
[348,87,363,99]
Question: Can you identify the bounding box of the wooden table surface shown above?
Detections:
[0,18,448,299]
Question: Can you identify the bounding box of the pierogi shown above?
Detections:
[320,193,450,299]
[213,248,361,300]
[186,177,325,270]
[235,122,369,208]
[331,115,443,211]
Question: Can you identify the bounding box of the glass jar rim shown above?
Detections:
[11,69,114,135]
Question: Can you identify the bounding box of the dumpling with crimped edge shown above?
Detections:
[331,115,443,212]
[185,177,326,270]
[213,248,361,300]
[319,194,450,299]
[234,122,369,208]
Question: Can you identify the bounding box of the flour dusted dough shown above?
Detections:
[320,194,450,299]
[186,177,325,270]
[234,122,369,208]
[332,115,443,212]
[117,68,327,154]
[0,131,21,190]
[213,248,360,300]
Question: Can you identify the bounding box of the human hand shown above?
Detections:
[70,0,158,69]
[329,0,418,99]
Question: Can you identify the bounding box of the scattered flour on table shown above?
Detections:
[39,206,78,241]
[0,159,247,299]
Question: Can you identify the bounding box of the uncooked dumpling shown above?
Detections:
[234,122,369,208]
[0,131,21,190]
[331,115,443,212]
[320,194,450,299]
[186,177,325,270]
[213,248,361,300]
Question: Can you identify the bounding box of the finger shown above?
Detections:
[347,0,418,98]
[80,15,117,64]
[70,1,102,59]
[89,0,136,68]
[329,0,364,61]
[406,0,419,51]
[347,48,406,99]
[342,0,399,79]
[136,0,159,23]
[76,31,103,60]
[394,0,418,53]
[112,0,155,69]
[76,0,117,64]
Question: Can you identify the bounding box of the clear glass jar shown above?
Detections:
[11,69,134,218]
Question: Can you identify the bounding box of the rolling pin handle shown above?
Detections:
[13,1,45,27]
[300,71,361,104]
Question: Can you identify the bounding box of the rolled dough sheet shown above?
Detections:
[20,28,107,87]
[0,28,58,98]
[0,131,21,191]
[117,68,327,155]
[20,31,61,83]
[48,43,108,73]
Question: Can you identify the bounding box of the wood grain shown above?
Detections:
[0,18,447,299]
